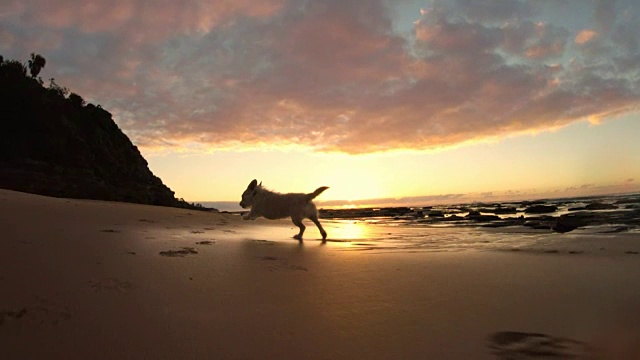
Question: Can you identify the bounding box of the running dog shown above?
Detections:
[239,179,329,242]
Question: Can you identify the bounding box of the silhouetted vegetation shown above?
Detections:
[0,54,212,211]
[28,53,46,78]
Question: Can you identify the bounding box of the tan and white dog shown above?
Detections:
[239,179,329,242]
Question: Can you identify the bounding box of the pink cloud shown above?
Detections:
[2,0,285,42]
[1,0,639,154]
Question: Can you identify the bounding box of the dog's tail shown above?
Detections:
[306,186,329,202]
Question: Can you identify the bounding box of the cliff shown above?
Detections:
[0,55,200,209]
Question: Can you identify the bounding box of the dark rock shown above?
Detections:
[524,205,558,214]
[614,198,640,205]
[477,207,517,214]
[552,212,594,233]
[465,209,501,222]
[468,214,501,222]
[380,207,411,217]
[519,200,546,206]
[428,210,445,218]
[552,217,581,233]
[585,202,617,210]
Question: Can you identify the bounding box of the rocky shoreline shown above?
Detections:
[319,193,640,234]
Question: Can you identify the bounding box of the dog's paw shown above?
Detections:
[293,234,303,241]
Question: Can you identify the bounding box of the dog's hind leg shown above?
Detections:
[310,215,327,242]
[292,217,305,242]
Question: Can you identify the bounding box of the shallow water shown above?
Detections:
[222,193,640,256]
[230,216,640,258]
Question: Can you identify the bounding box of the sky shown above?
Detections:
[2,0,639,209]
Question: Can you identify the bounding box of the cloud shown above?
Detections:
[1,0,284,41]
[318,193,467,208]
[593,0,617,33]
[1,0,639,154]
[575,29,598,44]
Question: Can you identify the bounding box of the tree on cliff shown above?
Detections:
[28,53,46,78]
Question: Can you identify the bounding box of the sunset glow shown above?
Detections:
[2,0,639,209]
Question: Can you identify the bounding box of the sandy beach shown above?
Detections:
[2,189,640,359]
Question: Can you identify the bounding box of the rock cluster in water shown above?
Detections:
[320,195,640,234]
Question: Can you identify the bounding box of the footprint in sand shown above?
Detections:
[259,256,308,272]
[196,240,215,245]
[100,229,120,233]
[488,331,590,358]
[0,308,27,326]
[87,277,133,293]
[252,240,275,246]
[1,296,72,327]
[159,247,198,257]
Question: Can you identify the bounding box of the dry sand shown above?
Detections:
[1,189,640,359]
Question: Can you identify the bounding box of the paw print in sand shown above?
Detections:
[488,331,590,358]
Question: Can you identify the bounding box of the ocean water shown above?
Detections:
[224,193,640,254]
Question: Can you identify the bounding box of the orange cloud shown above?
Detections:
[575,29,597,44]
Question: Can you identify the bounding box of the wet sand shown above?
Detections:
[1,189,640,359]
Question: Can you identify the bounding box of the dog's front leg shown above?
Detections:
[243,209,259,220]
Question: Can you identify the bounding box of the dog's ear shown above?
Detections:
[248,179,258,190]
[258,181,262,187]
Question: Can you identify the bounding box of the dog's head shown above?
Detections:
[239,179,260,208]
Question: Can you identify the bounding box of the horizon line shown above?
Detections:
[196,189,640,211]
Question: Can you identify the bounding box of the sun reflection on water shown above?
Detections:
[325,221,373,243]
